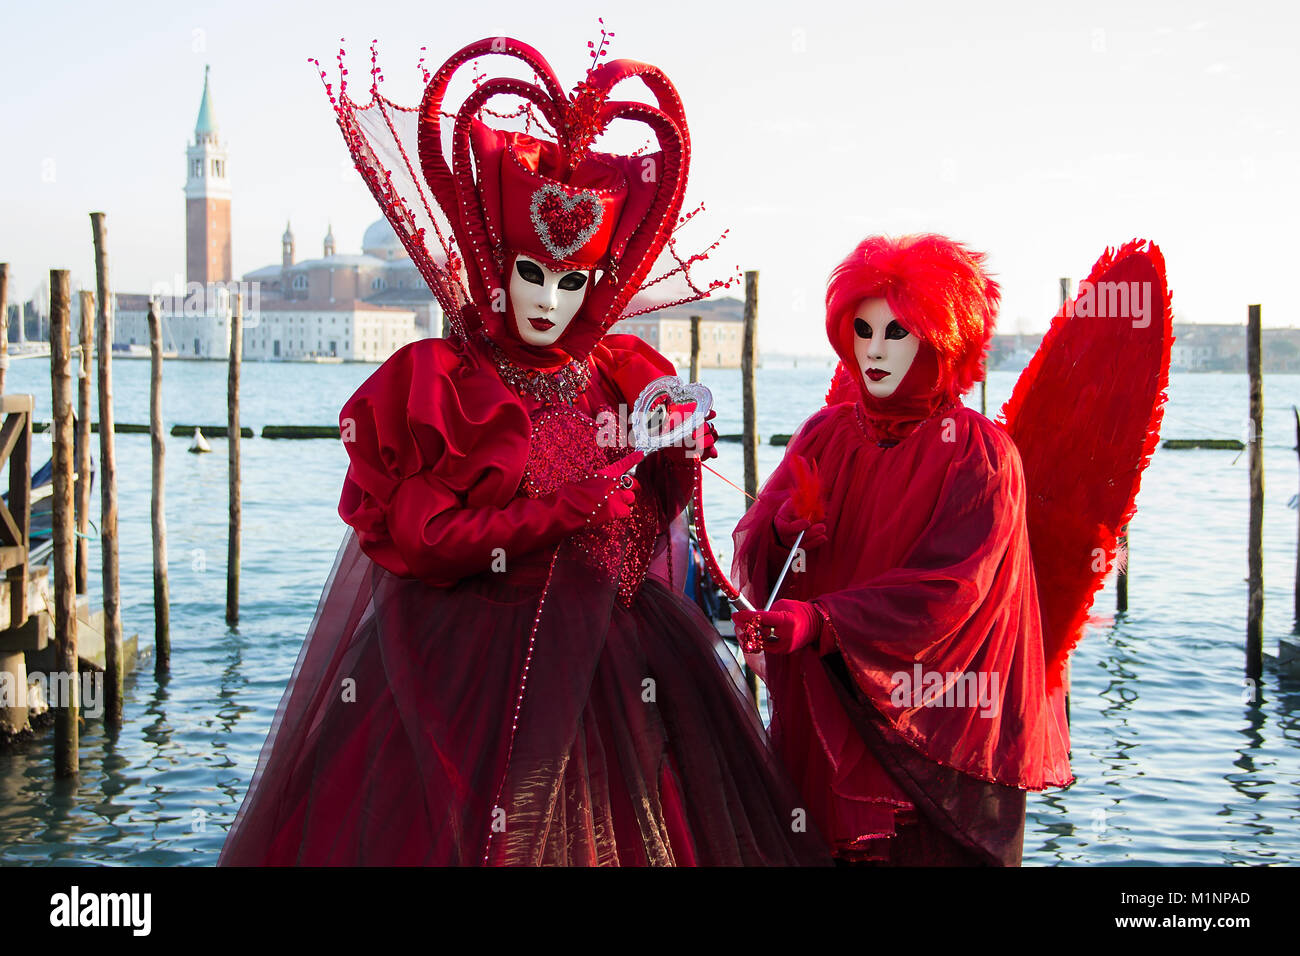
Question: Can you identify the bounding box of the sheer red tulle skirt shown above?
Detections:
[218,531,829,866]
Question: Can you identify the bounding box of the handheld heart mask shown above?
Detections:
[632,376,713,454]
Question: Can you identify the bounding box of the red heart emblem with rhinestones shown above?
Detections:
[530,184,604,261]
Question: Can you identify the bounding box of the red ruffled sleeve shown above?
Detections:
[337,338,532,583]
[592,333,676,405]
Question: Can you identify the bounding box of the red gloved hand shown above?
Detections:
[659,409,718,464]
[597,450,644,480]
[586,451,643,525]
[772,495,828,551]
[732,599,823,655]
[690,409,719,462]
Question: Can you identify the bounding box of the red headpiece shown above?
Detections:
[314,35,733,371]
[824,234,1001,424]
[470,125,628,272]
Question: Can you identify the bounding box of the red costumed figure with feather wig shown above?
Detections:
[218,34,830,866]
[731,233,1172,865]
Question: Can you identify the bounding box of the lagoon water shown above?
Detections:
[0,354,1297,865]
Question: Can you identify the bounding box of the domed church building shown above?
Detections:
[240,217,438,361]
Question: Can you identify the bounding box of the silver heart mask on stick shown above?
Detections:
[632,375,755,611]
[631,376,713,454]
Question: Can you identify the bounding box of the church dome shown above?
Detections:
[362,218,406,260]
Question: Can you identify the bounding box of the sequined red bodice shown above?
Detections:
[520,403,659,607]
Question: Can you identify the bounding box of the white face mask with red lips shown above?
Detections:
[852,297,920,399]
[508,254,593,348]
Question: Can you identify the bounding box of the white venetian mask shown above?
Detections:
[852,297,920,399]
[508,254,592,347]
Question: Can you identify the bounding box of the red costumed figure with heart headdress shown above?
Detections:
[731,233,1172,865]
[217,34,830,866]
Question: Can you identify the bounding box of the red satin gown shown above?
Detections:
[218,332,830,866]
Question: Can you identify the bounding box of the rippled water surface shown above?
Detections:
[0,356,1296,865]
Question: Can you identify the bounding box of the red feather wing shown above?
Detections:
[999,239,1174,690]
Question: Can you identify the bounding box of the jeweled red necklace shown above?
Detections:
[481,332,592,405]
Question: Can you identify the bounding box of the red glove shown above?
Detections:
[772,494,828,552]
[691,409,719,462]
[732,599,824,655]
[585,476,639,525]
[592,451,643,524]
[658,409,718,464]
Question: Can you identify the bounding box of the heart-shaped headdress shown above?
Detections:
[316,36,733,369]
[416,37,691,364]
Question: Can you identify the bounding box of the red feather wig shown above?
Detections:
[824,234,1000,406]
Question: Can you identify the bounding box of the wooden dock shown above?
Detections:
[0,389,139,742]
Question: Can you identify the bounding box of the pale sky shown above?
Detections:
[3,0,1296,355]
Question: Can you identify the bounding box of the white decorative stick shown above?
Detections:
[765,529,805,612]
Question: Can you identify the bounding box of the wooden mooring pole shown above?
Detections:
[91,212,123,726]
[148,298,170,671]
[0,262,9,395]
[49,270,79,776]
[226,293,242,626]
[689,314,701,383]
[686,314,701,531]
[742,274,759,506]
[1246,304,1264,680]
[741,271,760,704]
[75,292,92,594]
[1116,525,1129,613]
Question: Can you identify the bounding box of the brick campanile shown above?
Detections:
[185,65,232,286]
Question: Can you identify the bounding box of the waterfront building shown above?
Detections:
[609,297,745,368]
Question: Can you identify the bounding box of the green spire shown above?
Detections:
[195,65,217,139]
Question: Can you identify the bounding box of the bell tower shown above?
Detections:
[282,221,295,269]
[185,65,232,287]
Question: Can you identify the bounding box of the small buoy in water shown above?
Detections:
[26,677,48,718]
[189,427,212,454]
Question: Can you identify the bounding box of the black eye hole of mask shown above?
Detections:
[853,317,910,340]
[515,259,545,285]
[558,272,588,292]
